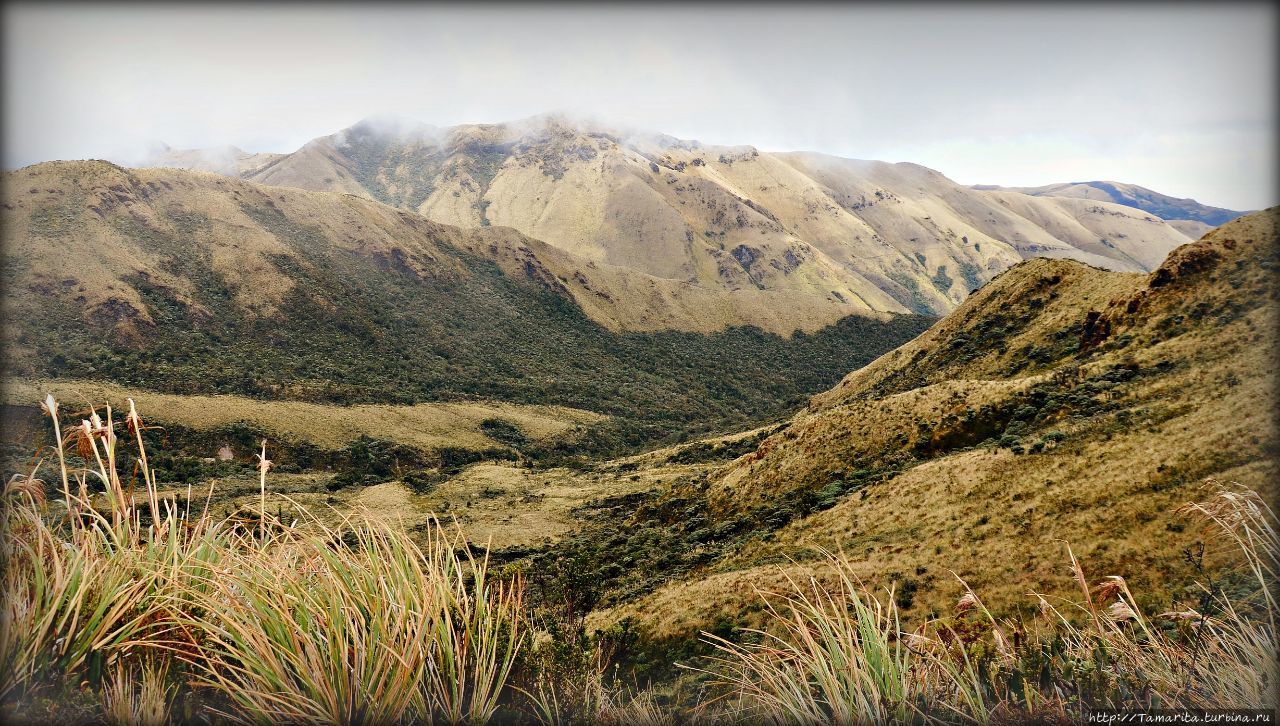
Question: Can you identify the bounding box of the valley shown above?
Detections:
[5,207,1274,653]
[2,120,1274,724]
[1,160,933,457]
[4,2,1276,720]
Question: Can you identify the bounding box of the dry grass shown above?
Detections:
[2,393,1275,723]
[693,483,1278,722]
[148,459,674,552]
[419,462,675,549]
[0,395,529,724]
[169,511,524,724]
[523,671,679,726]
[3,377,603,453]
[687,551,914,724]
[102,658,171,726]
[602,210,1278,638]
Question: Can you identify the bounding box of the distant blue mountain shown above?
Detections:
[972,180,1246,226]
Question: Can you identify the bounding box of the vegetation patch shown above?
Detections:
[7,218,931,457]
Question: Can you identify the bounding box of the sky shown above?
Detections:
[3,3,1276,210]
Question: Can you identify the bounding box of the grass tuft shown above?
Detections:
[690,482,1279,722]
[1,395,526,724]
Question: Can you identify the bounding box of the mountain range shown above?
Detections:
[0,160,931,452]
[147,114,1220,322]
[1,115,1258,458]
[972,179,1246,230]
[2,112,1275,707]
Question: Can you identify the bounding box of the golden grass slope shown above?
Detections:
[189,463,661,552]
[591,208,1278,639]
[3,160,471,330]
[166,115,1201,316]
[451,224,895,333]
[2,378,602,453]
[2,160,883,337]
[777,153,1189,281]
[978,180,1246,227]
[1167,218,1215,239]
[443,122,1193,313]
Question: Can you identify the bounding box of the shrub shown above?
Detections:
[481,417,528,449]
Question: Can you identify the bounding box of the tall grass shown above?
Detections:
[102,657,171,726]
[168,511,524,724]
[1041,485,1279,712]
[687,557,915,724]
[1,395,526,724]
[694,483,1279,723]
[518,629,677,726]
[0,454,164,701]
[2,393,1275,723]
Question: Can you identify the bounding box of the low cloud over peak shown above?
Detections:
[3,4,1274,209]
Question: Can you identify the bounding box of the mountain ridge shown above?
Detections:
[145,115,1201,317]
[972,179,1247,226]
[575,207,1278,639]
[1,159,933,452]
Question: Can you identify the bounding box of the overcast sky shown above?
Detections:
[3,3,1275,209]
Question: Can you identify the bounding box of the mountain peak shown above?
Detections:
[337,115,442,144]
[972,179,1246,225]
[127,116,1216,320]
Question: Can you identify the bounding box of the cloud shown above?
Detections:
[2,3,1274,208]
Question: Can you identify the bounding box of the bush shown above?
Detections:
[480,418,528,449]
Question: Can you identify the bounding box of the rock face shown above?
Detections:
[147,115,1202,318]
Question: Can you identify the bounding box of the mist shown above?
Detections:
[3,2,1275,209]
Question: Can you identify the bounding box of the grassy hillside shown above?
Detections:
[1,192,1273,725]
[1,378,601,453]
[1,161,932,454]
[149,115,1200,317]
[538,208,1279,645]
